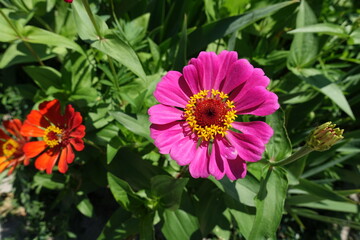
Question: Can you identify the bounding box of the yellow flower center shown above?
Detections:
[44,126,63,148]
[184,89,237,141]
[2,139,19,157]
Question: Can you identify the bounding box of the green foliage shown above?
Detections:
[0,0,359,239]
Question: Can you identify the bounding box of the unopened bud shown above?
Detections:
[306,122,344,151]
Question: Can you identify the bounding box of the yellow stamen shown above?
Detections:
[2,139,19,157]
[184,89,237,141]
[44,126,63,148]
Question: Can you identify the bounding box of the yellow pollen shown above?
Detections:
[184,89,237,141]
[2,139,19,157]
[43,126,63,148]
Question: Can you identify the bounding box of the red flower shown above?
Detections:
[64,0,73,3]
[0,119,30,175]
[21,99,85,174]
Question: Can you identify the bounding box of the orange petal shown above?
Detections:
[23,141,47,158]
[34,150,59,174]
[0,160,10,173]
[70,138,84,151]
[0,128,10,141]
[70,125,86,138]
[3,119,22,136]
[58,147,69,173]
[66,145,75,164]
[21,121,45,137]
[26,110,50,128]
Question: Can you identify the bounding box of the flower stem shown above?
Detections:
[0,9,44,66]
[270,146,313,167]
[81,0,103,40]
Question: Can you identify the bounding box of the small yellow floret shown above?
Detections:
[2,139,19,157]
[184,89,236,141]
[44,126,63,148]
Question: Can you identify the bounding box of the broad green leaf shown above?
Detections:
[106,136,123,164]
[32,172,66,190]
[71,0,108,41]
[108,148,166,190]
[139,213,154,240]
[293,68,355,119]
[0,8,19,42]
[109,111,151,140]
[76,196,94,218]
[150,175,188,210]
[349,28,360,45]
[22,26,85,55]
[92,34,147,81]
[107,172,144,212]
[23,66,62,93]
[248,167,288,240]
[266,109,292,162]
[161,209,199,240]
[187,0,297,55]
[287,0,318,68]
[294,178,351,203]
[292,208,360,230]
[97,207,138,240]
[0,42,54,68]
[288,23,348,38]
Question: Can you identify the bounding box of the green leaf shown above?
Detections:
[107,136,123,164]
[266,109,292,162]
[288,196,357,213]
[97,208,138,240]
[76,196,94,218]
[109,111,151,140]
[292,208,360,230]
[107,172,144,212]
[187,0,297,56]
[161,209,199,240]
[293,68,355,119]
[32,172,66,190]
[151,175,188,210]
[0,42,54,68]
[92,34,147,81]
[288,23,348,38]
[71,0,108,41]
[294,178,351,203]
[287,0,318,68]
[139,213,154,240]
[248,167,288,240]
[22,26,85,55]
[23,66,62,94]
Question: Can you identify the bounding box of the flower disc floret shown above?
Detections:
[2,139,19,157]
[43,126,63,148]
[184,89,236,141]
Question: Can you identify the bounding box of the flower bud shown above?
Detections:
[306,122,344,151]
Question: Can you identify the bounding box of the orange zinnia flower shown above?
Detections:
[21,99,85,174]
[0,119,30,175]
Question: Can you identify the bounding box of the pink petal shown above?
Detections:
[232,121,274,144]
[148,104,183,125]
[208,140,226,180]
[188,52,219,90]
[225,156,247,180]
[150,122,182,140]
[183,65,201,94]
[153,125,185,154]
[188,143,210,178]
[215,50,238,90]
[221,59,254,94]
[154,71,191,108]
[233,87,279,116]
[226,131,265,162]
[169,136,197,166]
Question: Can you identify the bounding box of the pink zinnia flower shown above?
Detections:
[64,0,73,3]
[148,51,279,180]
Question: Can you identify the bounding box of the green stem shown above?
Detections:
[108,56,123,105]
[0,9,44,66]
[81,0,103,39]
[270,146,313,167]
